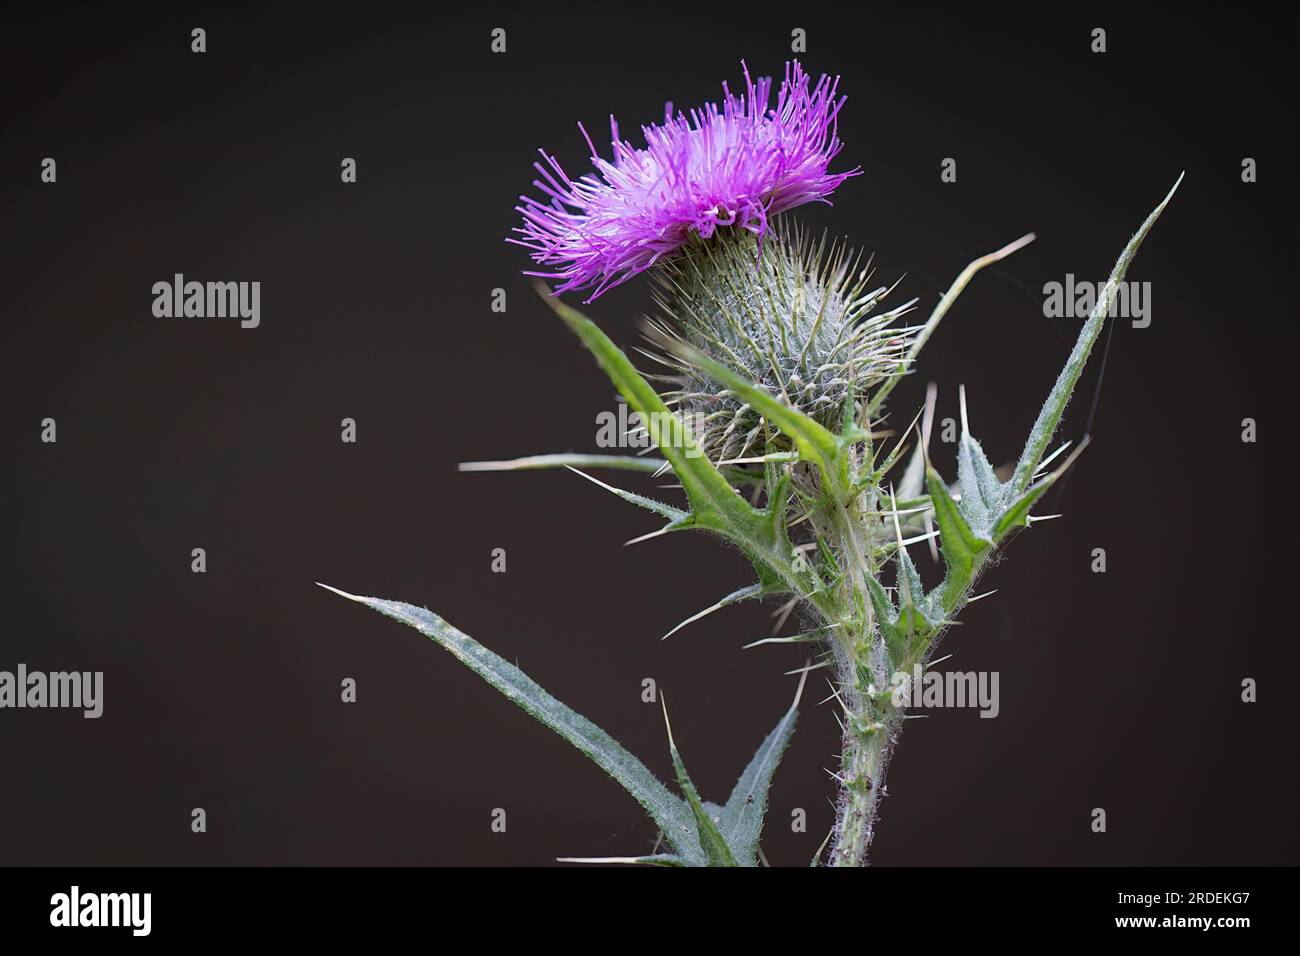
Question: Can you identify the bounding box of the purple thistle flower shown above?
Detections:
[511,61,859,302]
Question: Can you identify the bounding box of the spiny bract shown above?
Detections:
[646,223,918,462]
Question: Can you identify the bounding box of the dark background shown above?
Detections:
[2,4,1294,866]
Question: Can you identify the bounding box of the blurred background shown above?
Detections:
[3,3,1294,865]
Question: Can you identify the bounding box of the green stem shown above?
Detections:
[828,641,900,867]
[824,456,897,867]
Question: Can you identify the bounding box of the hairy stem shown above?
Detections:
[828,635,901,867]
[822,448,899,867]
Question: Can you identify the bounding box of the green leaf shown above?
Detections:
[956,433,1006,530]
[925,465,991,609]
[566,467,689,523]
[993,436,1091,541]
[894,551,943,663]
[990,480,1053,540]
[718,669,806,866]
[1012,172,1183,493]
[877,180,1180,668]
[543,294,814,602]
[864,573,897,628]
[662,701,738,867]
[318,584,704,863]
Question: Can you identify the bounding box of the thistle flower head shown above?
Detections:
[512,61,858,301]
[647,224,918,463]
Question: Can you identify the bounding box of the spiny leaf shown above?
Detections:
[925,466,992,609]
[894,539,925,609]
[719,668,807,866]
[874,501,942,666]
[543,293,814,601]
[1012,172,1183,492]
[894,551,943,660]
[993,436,1091,541]
[566,467,689,523]
[864,573,896,628]
[951,386,1009,530]
[662,699,737,867]
[956,434,1005,530]
[991,480,1053,541]
[318,584,703,863]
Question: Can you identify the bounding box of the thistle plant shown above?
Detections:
[323,61,1180,866]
